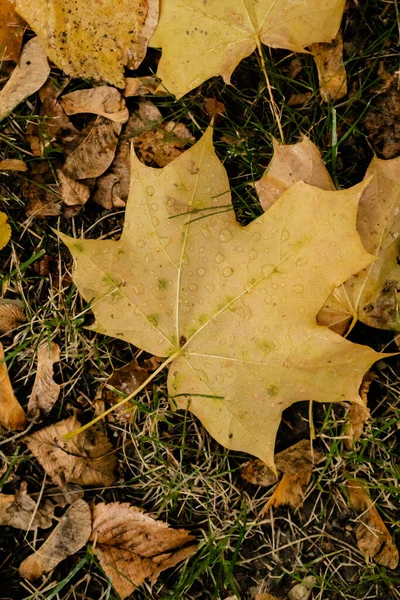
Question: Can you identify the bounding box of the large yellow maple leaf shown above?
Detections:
[150,0,346,98]
[61,129,380,469]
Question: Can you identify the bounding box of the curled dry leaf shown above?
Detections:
[0,0,25,61]
[63,117,122,180]
[343,373,374,450]
[311,31,347,102]
[318,155,400,331]
[57,170,90,215]
[256,137,334,211]
[124,76,158,97]
[261,472,312,513]
[0,302,26,332]
[93,140,130,209]
[27,341,61,420]
[23,414,117,487]
[0,481,54,530]
[346,479,399,569]
[123,101,195,167]
[19,499,91,580]
[0,341,26,431]
[61,86,129,123]
[90,502,197,599]
[61,128,381,469]
[0,37,49,121]
[150,0,345,98]
[241,439,324,487]
[0,158,27,171]
[16,0,159,88]
[0,211,11,249]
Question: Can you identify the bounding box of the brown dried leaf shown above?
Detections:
[0,158,27,171]
[255,595,282,600]
[0,303,25,332]
[261,472,312,513]
[311,31,347,102]
[287,576,316,600]
[256,137,334,211]
[19,499,91,580]
[93,140,130,209]
[343,373,373,450]
[0,341,26,431]
[57,170,90,214]
[0,481,54,530]
[123,101,194,167]
[61,86,128,123]
[63,117,122,180]
[241,439,324,486]
[124,76,158,97]
[27,79,82,158]
[0,37,49,121]
[27,341,61,420]
[24,414,117,487]
[100,359,150,421]
[346,479,399,569]
[204,97,226,119]
[23,162,62,218]
[45,484,84,508]
[287,92,313,107]
[90,502,197,599]
[362,78,400,159]
[0,0,25,61]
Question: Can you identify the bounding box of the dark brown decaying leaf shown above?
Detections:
[0,341,26,431]
[93,140,130,209]
[23,414,117,487]
[90,502,197,599]
[0,158,27,171]
[346,480,399,569]
[123,101,194,167]
[0,0,25,61]
[241,439,324,487]
[27,341,61,420]
[61,86,129,123]
[63,117,122,180]
[45,484,84,508]
[311,31,347,102]
[100,359,151,421]
[23,162,62,218]
[27,80,82,158]
[0,481,54,530]
[19,499,91,580]
[362,74,400,159]
[0,302,26,332]
[57,170,90,215]
[0,37,49,121]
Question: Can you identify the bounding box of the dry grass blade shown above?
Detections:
[23,414,117,486]
[19,499,91,580]
[90,502,197,599]
[27,341,61,420]
[0,341,27,431]
[346,479,399,569]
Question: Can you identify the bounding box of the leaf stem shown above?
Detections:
[64,351,180,440]
[255,38,284,143]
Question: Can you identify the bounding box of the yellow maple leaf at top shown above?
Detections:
[150,0,346,98]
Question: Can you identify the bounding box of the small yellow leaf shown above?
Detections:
[0,158,27,171]
[0,211,11,250]
[0,0,25,61]
[150,0,346,98]
[0,341,27,431]
[311,31,347,102]
[16,0,159,88]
